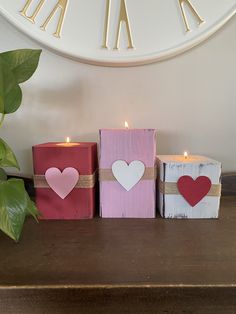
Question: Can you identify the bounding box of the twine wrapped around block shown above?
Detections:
[34,171,97,189]
[99,167,157,181]
[159,181,222,197]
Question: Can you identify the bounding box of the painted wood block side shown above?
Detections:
[33,142,98,220]
[157,155,222,219]
[100,129,157,218]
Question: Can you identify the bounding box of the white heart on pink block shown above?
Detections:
[45,167,79,199]
[112,160,145,192]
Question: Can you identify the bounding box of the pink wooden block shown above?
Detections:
[99,129,157,218]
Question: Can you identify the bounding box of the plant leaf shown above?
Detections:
[0,49,42,84]
[0,138,20,170]
[0,179,27,241]
[0,168,7,181]
[0,139,6,162]
[25,193,40,221]
[0,58,22,114]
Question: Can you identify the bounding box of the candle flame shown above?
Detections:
[125,121,129,129]
[66,137,71,143]
[184,152,188,159]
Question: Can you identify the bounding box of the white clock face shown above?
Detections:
[0,0,235,66]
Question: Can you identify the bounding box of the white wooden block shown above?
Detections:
[157,155,222,219]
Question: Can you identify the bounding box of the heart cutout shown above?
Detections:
[112,160,145,192]
[177,176,212,207]
[45,167,79,199]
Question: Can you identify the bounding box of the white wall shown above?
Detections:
[0,15,235,175]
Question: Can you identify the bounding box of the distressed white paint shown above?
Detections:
[0,0,235,66]
[157,155,222,219]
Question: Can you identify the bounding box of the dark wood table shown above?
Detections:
[0,196,236,313]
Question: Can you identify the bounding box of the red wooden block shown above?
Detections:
[33,142,98,220]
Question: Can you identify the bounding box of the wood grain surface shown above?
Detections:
[0,196,236,313]
[157,155,221,218]
[99,129,157,218]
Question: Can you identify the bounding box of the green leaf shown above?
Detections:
[0,179,27,241]
[0,139,6,162]
[0,138,20,170]
[0,168,7,181]
[25,194,40,221]
[0,58,22,114]
[0,49,42,84]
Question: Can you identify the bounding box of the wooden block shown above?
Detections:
[157,155,222,219]
[100,129,157,218]
[33,142,98,220]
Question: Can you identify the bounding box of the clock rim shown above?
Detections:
[0,6,235,67]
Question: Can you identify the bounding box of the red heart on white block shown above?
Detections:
[177,176,212,207]
[45,167,79,199]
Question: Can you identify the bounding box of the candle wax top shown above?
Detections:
[33,142,97,148]
[56,143,80,147]
[157,155,221,165]
[100,128,156,131]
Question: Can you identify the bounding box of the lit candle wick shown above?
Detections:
[184,152,188,160]
[125,121,129,129]
[56,137,79,147]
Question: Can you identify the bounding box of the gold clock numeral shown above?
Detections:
[20,0,44,23]
[20,0,68,38]
[102,0,134,50]
[40,0,68,38]
[114,0,134,49]
[179,0,204,32]
[102,0,111,49]
[19,0,205,46]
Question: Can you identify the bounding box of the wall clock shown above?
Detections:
[0,0,235,66]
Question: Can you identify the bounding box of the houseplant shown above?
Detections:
[0,49,42,241]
